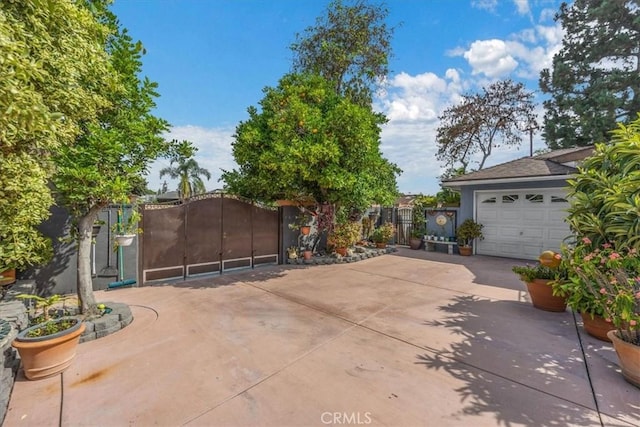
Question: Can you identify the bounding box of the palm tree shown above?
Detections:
[159,157,211,200]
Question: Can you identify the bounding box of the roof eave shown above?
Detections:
[443,173,575,190]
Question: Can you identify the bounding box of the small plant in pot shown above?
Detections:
[12,294,86,380]
[371,222,394,248]
[409,226,425,250]
[456,219,483,256]
[330,221,361,256]
[112,208,142,247]
[512,251,568,312]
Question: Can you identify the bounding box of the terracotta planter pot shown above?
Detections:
[607,330,640,388]
[580,312,615,342]
[409,238,422,250]
[335,247,348,257]
[300,226,311,236]
[525,279,567,312]
[459,246,472,256]
[375,242,387,249]
[0,268,17,286]
[13,318,86,380]
[303,250,312,260]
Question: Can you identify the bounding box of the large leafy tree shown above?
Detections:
[222,73,400,213]
[290,0,394,106]
[436,79,536,171]
[53,1,174,314]
[0,0,113,271]
[160,140,211,200]
[540,0,640,149]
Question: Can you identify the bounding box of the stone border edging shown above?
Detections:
[80,302,133,343]
[287,246,397,265]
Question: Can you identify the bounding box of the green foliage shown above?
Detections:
[330,221,361,248]
[512,264,563,283]
[371,222,394,243]
[436,79,536,171]
[565,120,640,250]
[290,0,394,106]
[0,0,113,270]
[159,140,211,200]
[456,219,484,247]
[540,0,640,148]
[16,293,67,322]
[222,73,400,213]
[563,122,640,342]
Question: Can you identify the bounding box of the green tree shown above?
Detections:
[540,0,640,149]
[53,1,174,314]
[436,79,536,171]
[222,73,400,213]
[159,140,211,200]
[0,0,113,271]
[290,0,394,106]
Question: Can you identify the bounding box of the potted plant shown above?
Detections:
[288,211,312,236]
[456,219,484,256]
[409,226,425,250]
[512,252,568,312]
[371,222,394,249]
[330,221,361,256]
[12,294,86,380]
[561,126,640,387]
[112,208,142,247]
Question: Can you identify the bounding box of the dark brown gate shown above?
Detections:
[139,193,279,284]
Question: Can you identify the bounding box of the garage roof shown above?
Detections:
[443,146,594,187]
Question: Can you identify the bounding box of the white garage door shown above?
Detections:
[475,189,571,260]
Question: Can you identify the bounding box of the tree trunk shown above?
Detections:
[77,208,101,315]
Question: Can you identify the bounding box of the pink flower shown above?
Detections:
[600,288,607,294]
[630,320,638,326]
[554,253,561,260]
[602,243,612,249]
[582,237,592,244]
[609,252,621,260]
[605,318,612,323]
[583,254,593,262]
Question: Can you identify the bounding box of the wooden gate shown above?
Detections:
[139,193,279,284]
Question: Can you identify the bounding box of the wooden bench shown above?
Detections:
[424,239,458,255]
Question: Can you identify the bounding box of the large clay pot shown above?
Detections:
[409,238,422,250]
[13,318,85,380]
[459,246,472,256]
[525,279,567,312]
[607,330,640,388]
[303,250,312,260]
[375,242,387,249]
[580,312,615,342]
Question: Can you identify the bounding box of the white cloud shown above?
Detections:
[472,0,498,12]
[463,39,519,77]
[513,0,531,16]
[146,125,236,193]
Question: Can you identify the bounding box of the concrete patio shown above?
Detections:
[4,248,639,426]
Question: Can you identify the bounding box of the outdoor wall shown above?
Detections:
[21,206,137,295]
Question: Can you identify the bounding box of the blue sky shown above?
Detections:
[111,0,565,195]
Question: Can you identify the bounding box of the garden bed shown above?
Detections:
[287,245,397,265]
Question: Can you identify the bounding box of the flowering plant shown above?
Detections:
[564,238,640,345]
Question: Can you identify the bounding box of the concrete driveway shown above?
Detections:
[5,248,639,426]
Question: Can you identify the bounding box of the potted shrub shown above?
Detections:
[371,222,394,249]
[512,252,568,312]
[456,219,483,256]
[288,211,312,236]
[561,123,640,387]
[409,226,425,250]
[12,294,86,380]
[330,221,361,256]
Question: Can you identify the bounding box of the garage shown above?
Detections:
[475,189,571,260]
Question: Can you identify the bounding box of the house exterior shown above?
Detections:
[442,146,594,260]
